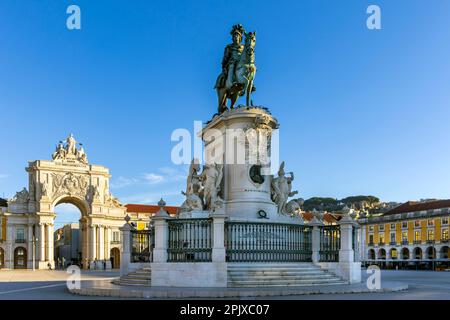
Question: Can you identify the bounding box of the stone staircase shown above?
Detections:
[227,263,347,287]
[112,268,152,286]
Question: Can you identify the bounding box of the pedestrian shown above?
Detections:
[62,257,66,269]
[47,262,52,270]
[94,259,97,270]
[103,261,106,270]
[57,257,61,270]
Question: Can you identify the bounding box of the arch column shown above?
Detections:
[98,224,104,261]
[6,225,14,269]
[39,223,46,264]
[89,224,97,268]
[27,224,34,268]
[105,226,112,269]
[47,223,54,268]
[80,219,89,269]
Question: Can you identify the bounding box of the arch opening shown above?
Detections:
[378,248,386,260]
[14,247,27,269]
[401,248,410,260]
[54,203,85,268]
[440,246,449,259]
[426,247,436,260]
[110,247,120,269]
[389,248,398,260]
[413,247,422,259]
[368,249,375,260]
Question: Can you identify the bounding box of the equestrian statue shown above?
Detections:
[215,24,257,114]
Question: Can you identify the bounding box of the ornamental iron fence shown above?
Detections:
[319,225,340,262]
[130,228,154,263]
[353,226,359,262]
[167,219,213,262]
[225,221,312,262]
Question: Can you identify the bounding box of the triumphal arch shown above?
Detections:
[4,134,126,269]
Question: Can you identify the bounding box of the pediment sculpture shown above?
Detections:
[10,187,30,204]
[52,133,88,164]
[104,192,124,208]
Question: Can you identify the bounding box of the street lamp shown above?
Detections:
[432,241,435,271]
[32,235,37,271]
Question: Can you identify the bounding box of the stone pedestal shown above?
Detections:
[309,217,324,263]
[337,215,361,284]
[119,223,132,276]
[201,107,279,220]
[152,209,171,263]
[210,213,227,262]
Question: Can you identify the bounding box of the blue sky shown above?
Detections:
[1,1,450,224]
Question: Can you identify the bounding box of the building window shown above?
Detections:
[427,229,434,241]
[390,233,396,243]
[442,218,449,225]
[369,226,374,232]
[442,229,449,241]
[369,234,374,244]
[379,233,385,244]
[427,219,435,227]
[402,222,408,229]
[390,224,395,229]
[391,249,398,259]
[16,228,25,241]
[414,231,421,241]
[379,225,384,231]
[402,232,408,242]
[112,231,120,243]
[414,220,421,228]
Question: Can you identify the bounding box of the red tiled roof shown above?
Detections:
[383,199,450,215]
[125,204,179,216]
[302,212,338,224]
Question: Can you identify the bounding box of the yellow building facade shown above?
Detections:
[358,200,449,270]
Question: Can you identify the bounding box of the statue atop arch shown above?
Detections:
[52,133,88,164]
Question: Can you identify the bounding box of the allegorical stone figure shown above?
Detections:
[40,182,48,198]
[11,187,30,204]
[66,133,77,155]
[271,162,298,214]
[52,142,66,160]
[180,158,204,212]
[201,163,224,212]
[51,134,89,164]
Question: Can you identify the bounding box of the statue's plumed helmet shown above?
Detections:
[230,24,245,37]
[278,161,285,176]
